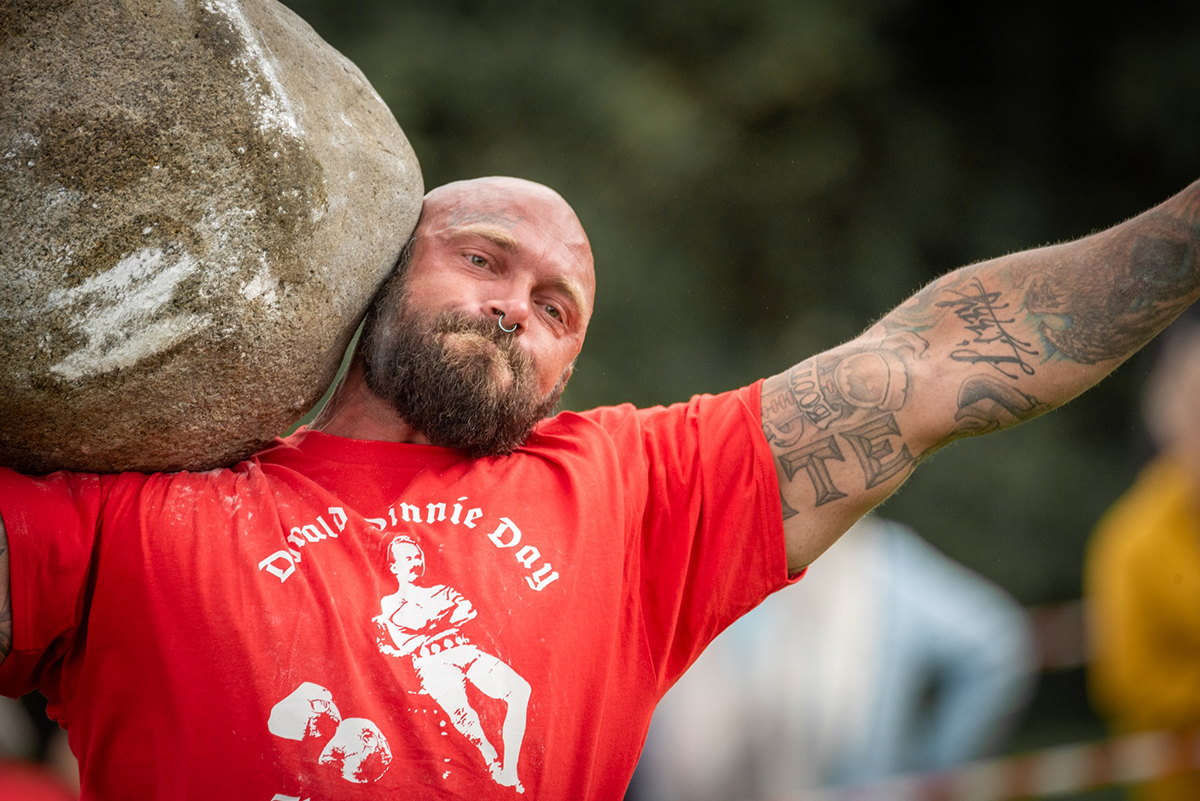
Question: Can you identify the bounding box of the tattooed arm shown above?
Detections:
[0,514,11,664]
[766,180,1200,573]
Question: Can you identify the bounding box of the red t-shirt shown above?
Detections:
[0,384,791,800]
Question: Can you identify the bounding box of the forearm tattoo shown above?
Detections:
[1015,231,1200,364]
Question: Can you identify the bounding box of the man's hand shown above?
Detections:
[767,179,1200,572]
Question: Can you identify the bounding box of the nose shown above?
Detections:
[489,295,531,334]
[496,311,519,333]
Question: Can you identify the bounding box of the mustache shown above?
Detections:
[431,310,510,340]
[429,311,533,368]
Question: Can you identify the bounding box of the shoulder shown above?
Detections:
[537,383,765,445]
[539,403,641,437]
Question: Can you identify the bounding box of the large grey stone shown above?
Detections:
[0,0,422,474]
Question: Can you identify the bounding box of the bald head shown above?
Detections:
[415,176,596,316]
[423,176,587,237]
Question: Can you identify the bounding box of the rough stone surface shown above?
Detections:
[0,0,423,474]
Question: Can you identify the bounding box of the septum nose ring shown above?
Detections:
[497,313,518,333]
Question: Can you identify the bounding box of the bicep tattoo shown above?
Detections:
[763,332,927,508]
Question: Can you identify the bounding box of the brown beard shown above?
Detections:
[361,294,565,457]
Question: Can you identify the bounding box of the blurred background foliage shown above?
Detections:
[286,0,1200,608]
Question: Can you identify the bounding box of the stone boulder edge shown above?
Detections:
[0,0,422,474]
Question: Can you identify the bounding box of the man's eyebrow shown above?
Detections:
[444,224,521,253]
[544,274,589,317]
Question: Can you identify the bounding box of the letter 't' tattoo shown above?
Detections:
[779,435,848,507]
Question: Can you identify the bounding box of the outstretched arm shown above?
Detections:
[767,179,1200,572]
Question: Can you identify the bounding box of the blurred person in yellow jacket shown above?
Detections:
[1086,315,1200,801]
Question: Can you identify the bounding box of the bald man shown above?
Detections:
[0,175,1198,800]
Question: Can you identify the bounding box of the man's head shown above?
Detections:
[359,177,595,456]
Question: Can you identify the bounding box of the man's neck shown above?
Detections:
[308,358,431,445]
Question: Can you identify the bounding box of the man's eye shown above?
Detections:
[468,254,488,268]
[544,304,562,321]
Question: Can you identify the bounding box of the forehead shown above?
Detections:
[419,178,596,311]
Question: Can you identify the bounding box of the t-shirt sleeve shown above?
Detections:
[593,381,795,692]
[0,467,109,699]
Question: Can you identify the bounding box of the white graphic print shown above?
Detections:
[374,534,531,793]
[256,500,562,592]
[268,682,393,785]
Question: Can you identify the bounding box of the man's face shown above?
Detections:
[362,177,595,456]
